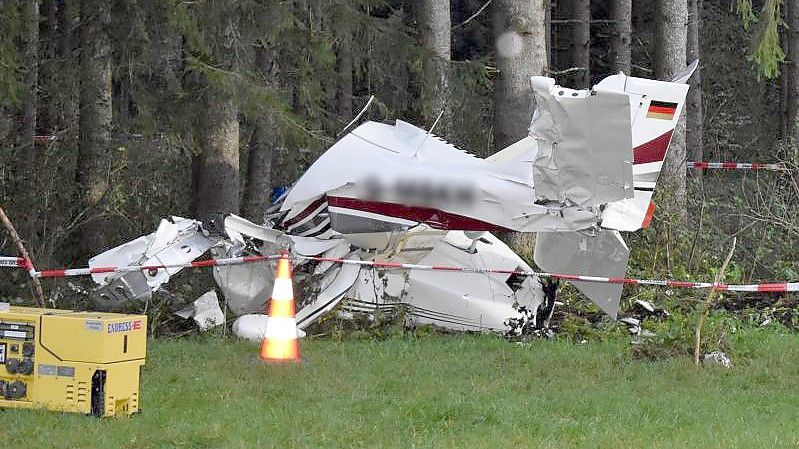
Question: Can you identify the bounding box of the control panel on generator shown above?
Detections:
[0,305,146,417]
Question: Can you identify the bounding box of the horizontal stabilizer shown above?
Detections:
[533,229,629,318]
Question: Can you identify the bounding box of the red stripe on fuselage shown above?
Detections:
[282,196,327,227]
[633,130,674,165]
[327,196,511,232]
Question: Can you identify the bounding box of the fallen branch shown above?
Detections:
[0,205,46,307]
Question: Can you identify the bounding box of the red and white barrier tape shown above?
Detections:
[3,253,798,292]
[0,256,26,268]
[295,255,799,292]
[0,254,280,278]
[33,135,56,143]
[0,256,36,278]
[687,161,787,171]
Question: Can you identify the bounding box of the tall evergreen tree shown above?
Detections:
[567,0,590,87]
[243,44,280,221]
[609,0,632,74]
[191,4,241,224]
[18,0,38,184]
[655,0,688,213]
[333,1,354,119]
[417,0,451,130]
[687,0,703,161]
[786,0,799,141]
[76,0,113,253]
[492,0,548,151]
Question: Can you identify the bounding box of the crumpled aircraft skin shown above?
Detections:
[88,64,694,334]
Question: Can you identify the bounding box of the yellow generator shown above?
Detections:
[0,305,146,417]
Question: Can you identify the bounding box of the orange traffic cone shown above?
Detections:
[260,250,301,363]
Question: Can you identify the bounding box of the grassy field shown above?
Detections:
[4,329,799,449]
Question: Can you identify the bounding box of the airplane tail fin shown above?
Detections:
[532,63,697,317]
[534,229,629,318]
[597,62,695,231]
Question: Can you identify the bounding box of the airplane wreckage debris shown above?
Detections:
[87,63,696,340]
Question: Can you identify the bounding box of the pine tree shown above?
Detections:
[492,0,548,151]
[687,0,703,161]
[609,0,632,74]
[655,0,688,214]
[76,0,113,253]
[417,0,451,130]
[786,0,799,141]
[567,0,591,87]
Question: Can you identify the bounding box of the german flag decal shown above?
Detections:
[646,100,678,120]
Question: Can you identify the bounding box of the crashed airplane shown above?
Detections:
[88,63,695,338]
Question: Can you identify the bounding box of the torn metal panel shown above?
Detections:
[312,240,355,275]
[534,229,629,318]
[346,231,544,332]
[224,214,282,244]
[289,236,347,256]
[90,217,215,303]
[89,235,152,286]
[213,257,272,316]
[93,271,152,308]
[175,290,225,330]
[296,258,361,329]
[529,77,634,207]
[600,190,653,232]
[670,59,699,83]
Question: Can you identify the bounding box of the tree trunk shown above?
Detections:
[76,0,113,254]
[194,84,240,224]
[686,0,703,161]
[494,0,548,254]
[17,0,39,188]
[608,0,631,74]
[787,0,799,142]
[493,0,548,151]
[334,4,354,119]
[545,0,552,69]
[192,6,241,225]
[655,0,688,214]
[566,0,590,88]
[417,0,451,131]
[55,0,77,135]
[42,0,58,134]
[243,45,280,222]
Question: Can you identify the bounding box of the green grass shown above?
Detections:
[5,329,799,449]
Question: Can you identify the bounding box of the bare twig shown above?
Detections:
[547,67,588,76]
[631,63,654,74]
[452,0,492,29]
[686,193,705,270]
[0,205,46,307]
[693,237,736,366]
[550,19,619,24]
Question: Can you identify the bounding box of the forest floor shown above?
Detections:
[4,330,799,449]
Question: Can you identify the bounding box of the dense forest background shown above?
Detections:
[1,0,799,308]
